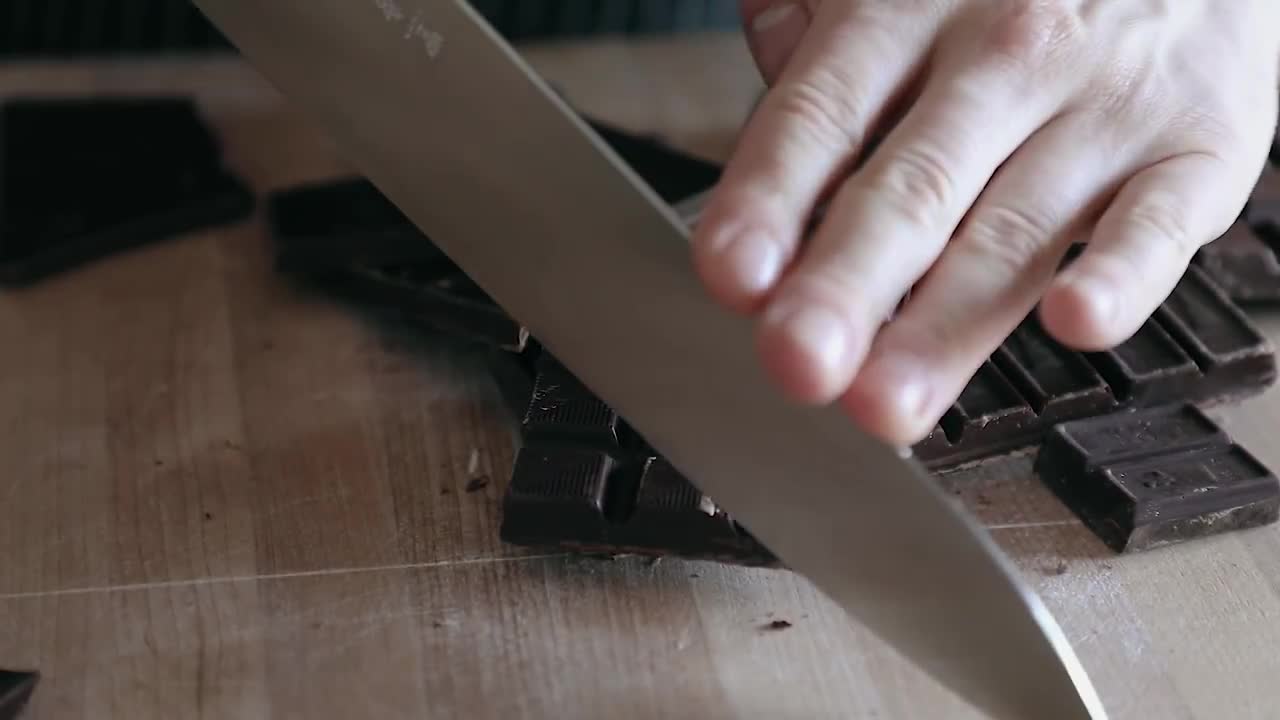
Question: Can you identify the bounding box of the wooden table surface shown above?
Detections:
[2,31,1280,720]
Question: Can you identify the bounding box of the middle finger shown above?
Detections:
[757,10,1078,403]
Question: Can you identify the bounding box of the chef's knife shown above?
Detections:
[193,1,1108,717]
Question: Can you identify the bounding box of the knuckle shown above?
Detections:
[1123,198,1199,258]
[980,0,1081,78]
[957,204,1058,275]
[768,71,866,155]
[867,144,958,226]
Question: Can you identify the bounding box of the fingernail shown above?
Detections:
[721,231,784,297]
[765,301,852,378]
[857,351,932,423]
[752,2,799,33]
[1061,272,1117,326]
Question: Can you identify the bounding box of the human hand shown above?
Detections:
[691,0,1280,446]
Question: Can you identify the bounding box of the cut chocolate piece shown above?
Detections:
[268,177,450,272]
[609,457,774,563]
[1085,319,1199,407]
[0,97,254,285]
[0,670,37,720]
[1036,405,1280,552]
[500,446,615,546]
[1155,265,1276,399]
[1248,164,1280,237]
[1195,221,1280,304]
[995,319,1116,423]
[522,353,622,448]
[933,361,1038,465]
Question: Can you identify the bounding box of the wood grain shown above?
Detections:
[0,31,1279,719]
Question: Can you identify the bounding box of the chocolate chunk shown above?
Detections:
[0,97,253,286]
[1036,405,1280,552]
[1248,164,1280,237]
[935,361,1038,462]
[522,353,623,448]
[1155,265,1276,399]
[268,177,451,272]
[0,670,38,720]
[1195,221,1280,304]
[1085,319,1200,407]
[994,319,1116,423]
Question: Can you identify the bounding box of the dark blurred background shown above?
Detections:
[0,0,743,58]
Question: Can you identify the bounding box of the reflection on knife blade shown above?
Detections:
[191,0,1109,717]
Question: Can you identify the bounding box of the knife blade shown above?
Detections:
[193,1,1109,717]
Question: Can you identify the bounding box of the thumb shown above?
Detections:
[740,0,814,84]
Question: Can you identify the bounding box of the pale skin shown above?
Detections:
[692,0,1280,447]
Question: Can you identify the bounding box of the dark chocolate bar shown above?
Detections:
[0,97,254,286]
[0,670,38,720]
[1035,405,1280,552]
[499,354,774,564]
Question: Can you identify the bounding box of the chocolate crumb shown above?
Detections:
[689,573,700,579]
[762,620,792,631]
[203,512,213,521]
[975,492,992,508]
[439,487,452,496]
[465,476,490,493]
[1042,560,1069,576]
[431,621,444,629]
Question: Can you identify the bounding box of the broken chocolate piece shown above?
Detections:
[1085,319,1200,407]
[1195,221,1280,304]
[0,670,37,720]
[268,177,450,272]
[1035,405,1279,552]
[0,97,253,285]
[1155,265,1276,399]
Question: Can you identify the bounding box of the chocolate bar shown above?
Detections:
[499,353,775,564]
[0,670,38,720]
[1034,405,1280,552]
[0,97,254,286]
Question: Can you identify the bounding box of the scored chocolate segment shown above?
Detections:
[501,447,614,545]
[1085,319,1200,407]
[609,458,775,563]
[1155,265,1277,399]
[1035,405,1280,553]
[1195,221,1280,304]
[934,361,1038,463]
[994,319,1117,423]
[522,353,624,447]
[500,350,775,563]
[1248,164,1280,237]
